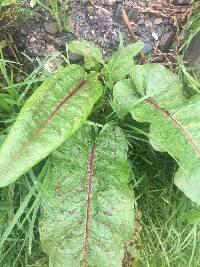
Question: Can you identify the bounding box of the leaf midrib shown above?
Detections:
[146,98,200,157]
[83,146,95,262]
[12,80,87,161]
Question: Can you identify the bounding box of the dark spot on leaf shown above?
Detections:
[128,240,134,246]
[118,224,125,230]
[54,185,61,194]
[134,227,141,234]
[76,186,85,193]
[68,208,76,216]
[104,211,113,216]
[58,242,64,250]
[60,209,65,214]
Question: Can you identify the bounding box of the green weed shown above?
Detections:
[0,5,200,267]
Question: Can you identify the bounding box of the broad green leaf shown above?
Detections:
[112,79,140,119]
[113,64,200,204]
[68,40,104,69]
[0,65,103,187]
[40,126,135,267]
[102,42,144,84]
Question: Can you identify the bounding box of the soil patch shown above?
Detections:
[1,0,198,64]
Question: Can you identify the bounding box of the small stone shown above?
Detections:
[40,28,45,34]
[152,32,159,40]
[80,0,90,4]
[20,28,27,35]
[105,0,116,5]
[157,27,163,38]
[143,43,153,55]
[55,38,63,46]
[30,37,36,43]
[138,19,144,25]
[185,32,200,81]
[44,22,58,35]
[173,0,191,5]
[159,32,175,52]
[154,18,163,25]
[46,43,56,53]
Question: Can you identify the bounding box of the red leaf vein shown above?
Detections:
[13,80,87,160]
[84,146,96,259]
[146,98,200,157]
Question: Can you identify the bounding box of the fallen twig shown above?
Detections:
[122,8,147,63]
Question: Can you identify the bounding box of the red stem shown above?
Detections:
[146,98,200,157]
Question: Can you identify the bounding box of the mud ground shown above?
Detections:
[0,0,198,66]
